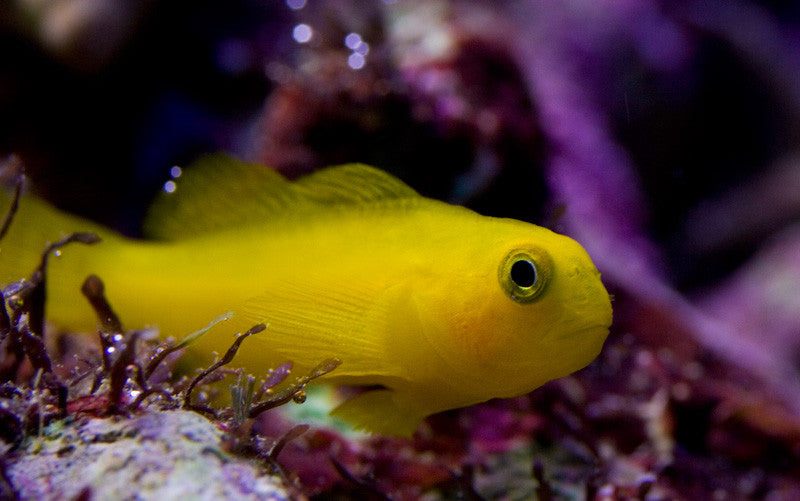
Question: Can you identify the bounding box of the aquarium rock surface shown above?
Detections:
[5,409,289,500]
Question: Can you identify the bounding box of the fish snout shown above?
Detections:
[558,259,613,341]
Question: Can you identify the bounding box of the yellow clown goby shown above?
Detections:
[0,155,612,436]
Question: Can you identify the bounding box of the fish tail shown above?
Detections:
[0,191,120,331]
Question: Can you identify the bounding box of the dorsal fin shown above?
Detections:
[296,163,418,204]
[143,154,419,240]
[143,154,297,240]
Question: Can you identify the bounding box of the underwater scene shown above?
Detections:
[1,0,800,499]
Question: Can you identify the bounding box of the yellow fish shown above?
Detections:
[0,155,612,436]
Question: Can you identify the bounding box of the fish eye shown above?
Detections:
[510,259,536,288]
[499,248,552,303]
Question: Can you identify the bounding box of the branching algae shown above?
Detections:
[0,169,338,500]
[0,154,612,436]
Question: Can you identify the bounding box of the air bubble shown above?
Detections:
[293,24,313,44]
[353,42,369,56]
[347,52,365,70]
[344,32,362,50]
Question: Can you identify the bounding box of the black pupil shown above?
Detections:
[510,259,536,288]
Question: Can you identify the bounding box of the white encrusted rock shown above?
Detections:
[6,409,290,500]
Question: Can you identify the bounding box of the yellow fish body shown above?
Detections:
[0,155,612,436]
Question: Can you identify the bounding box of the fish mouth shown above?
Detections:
[553,318,612,345]
[563,290,613,340]
[573,322,611,340]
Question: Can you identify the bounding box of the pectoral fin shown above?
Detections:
[242,280,403,378]
[331,388,426,437]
